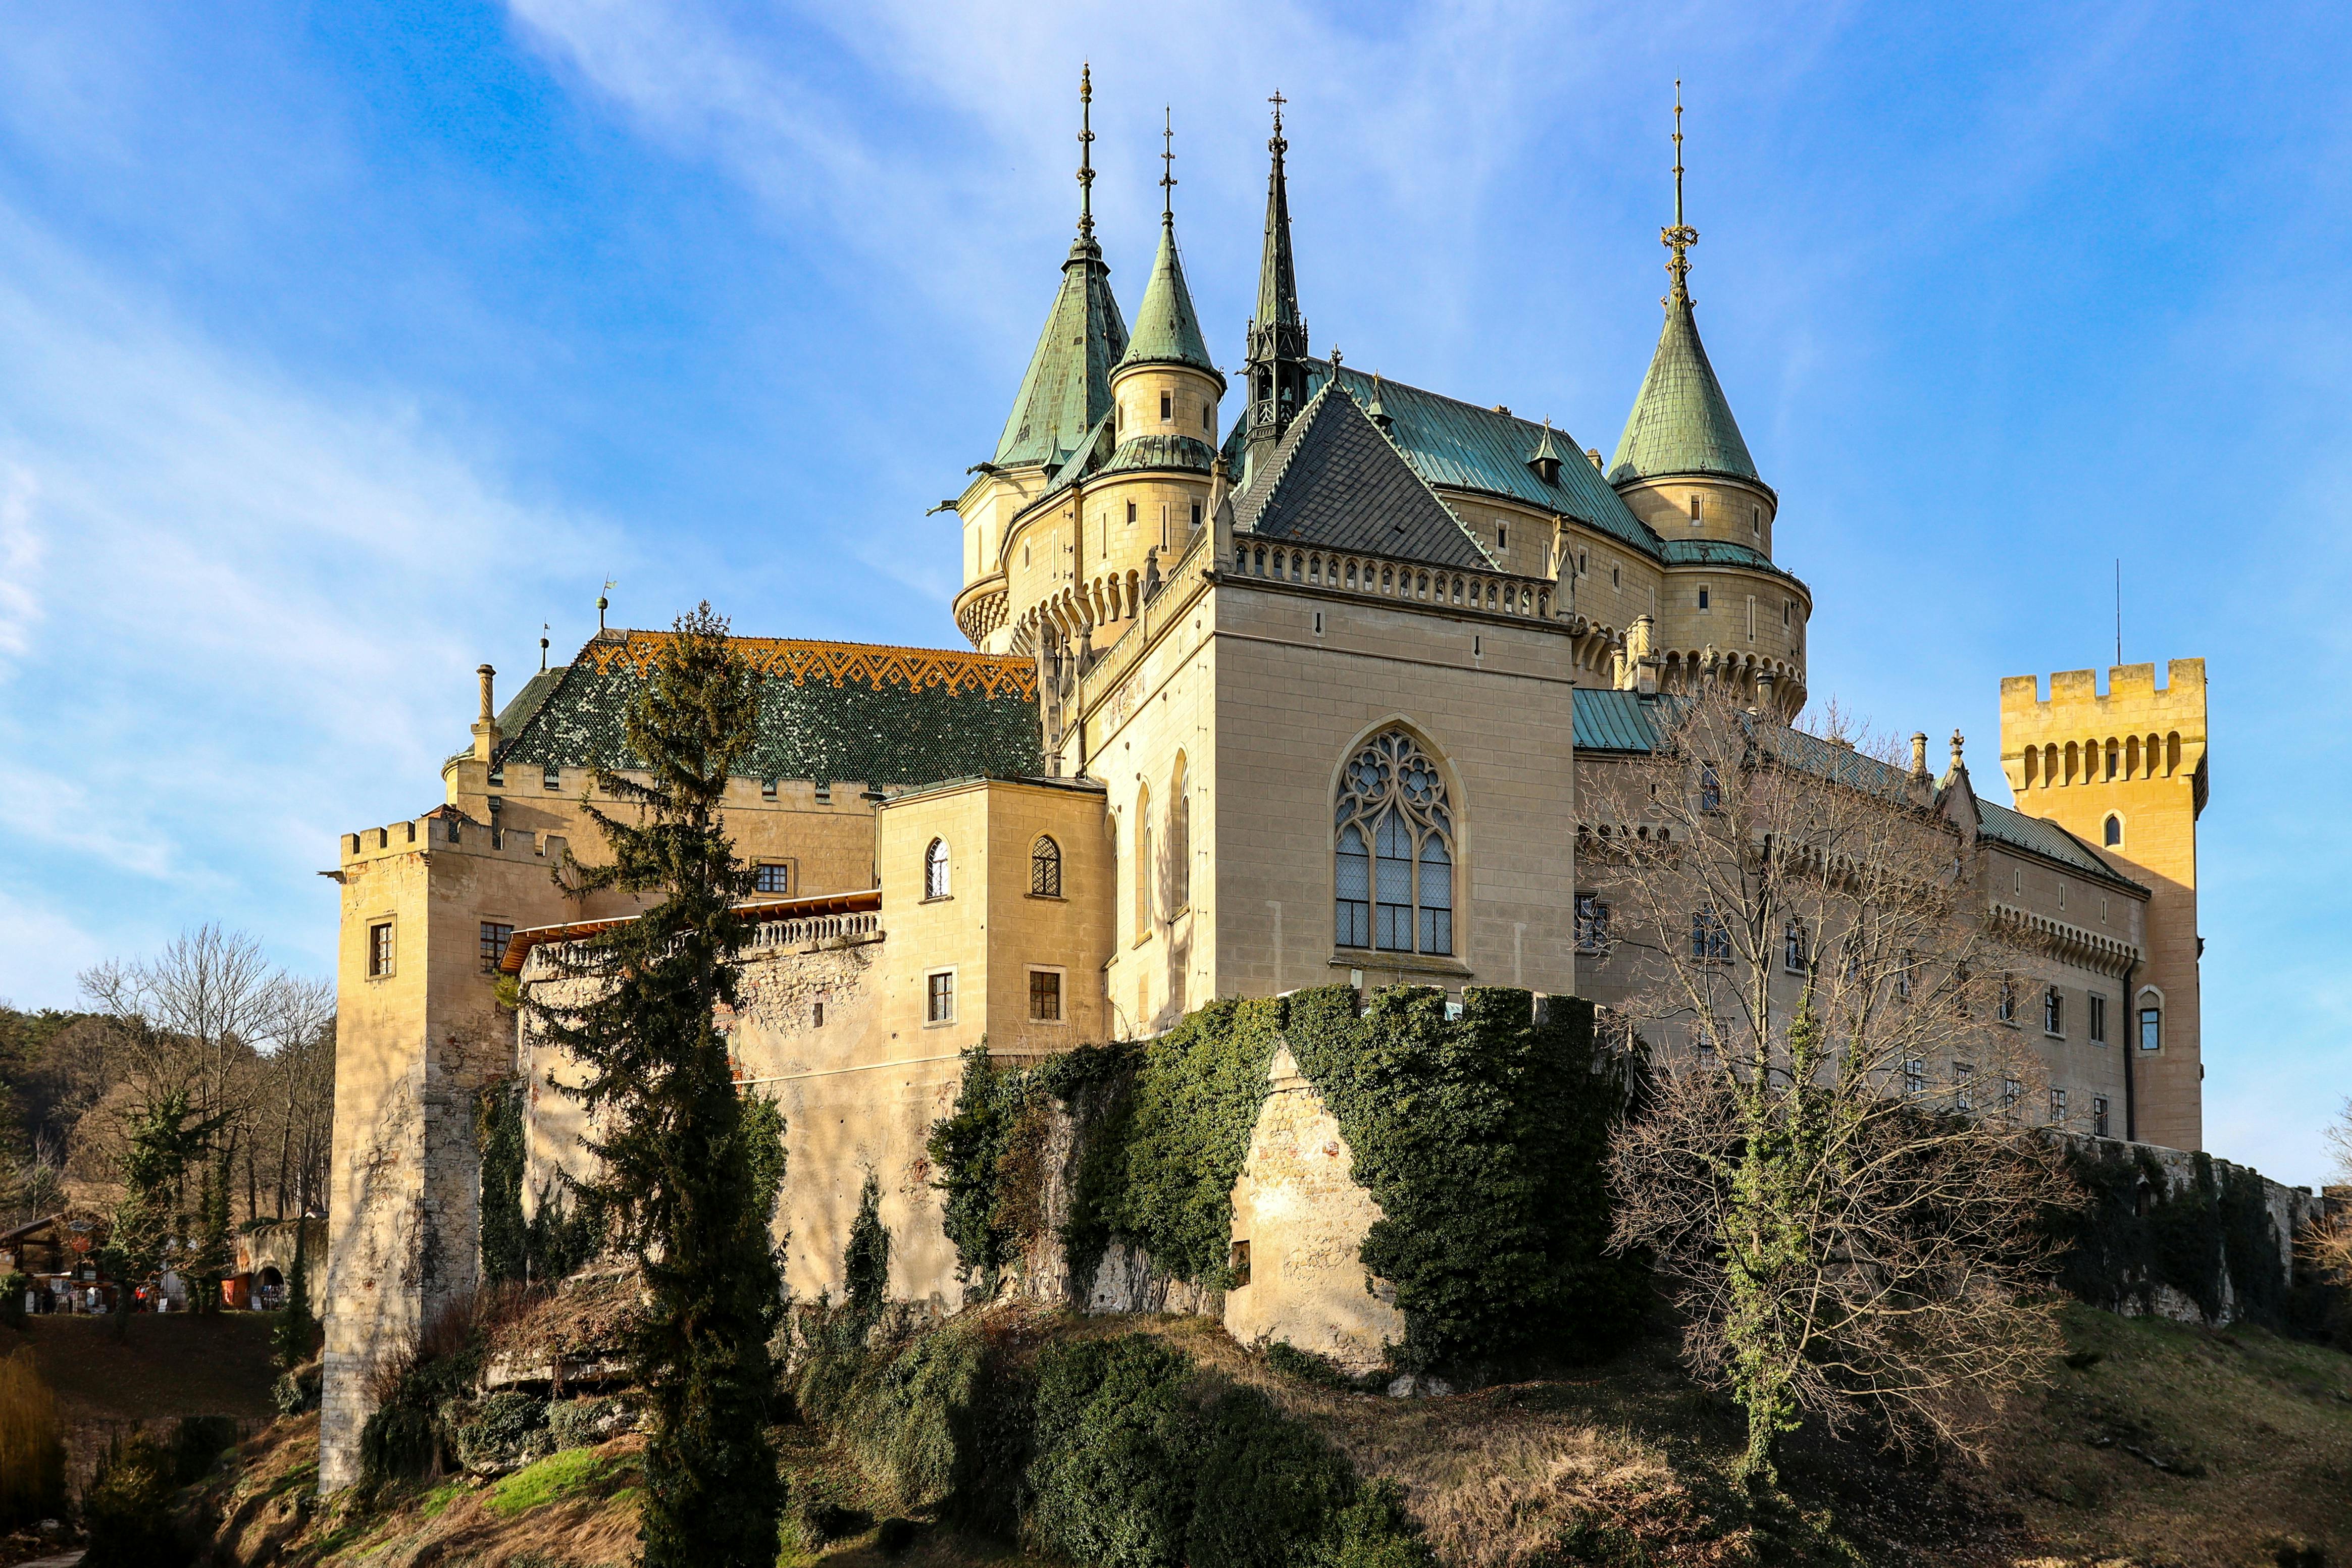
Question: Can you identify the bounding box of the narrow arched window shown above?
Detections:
[1169,755,1191,910]
[1333,729,1456,956]
[1031,835,1062,898]
[925,838,950,899]
[1135,785,1153,939]
[2103,814,2122,847]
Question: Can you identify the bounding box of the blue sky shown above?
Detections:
[0,2,2345,1183]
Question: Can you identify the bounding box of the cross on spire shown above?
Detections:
[1268,90,1288,155]
[1160,107,1176,220]
[1661,79,1699,300]
[1076,63,1097,246]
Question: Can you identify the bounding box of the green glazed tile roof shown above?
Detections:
[1100,433,1217,477]
[1657,538,1805,585]
[994,245,1129,470]
[1570,688,1664,753]
[1296,362,1665,560]
[1608,290,1760,485]
[1232,383,1494,571]
[1115,218,1217,380]
[494,633,1041,788]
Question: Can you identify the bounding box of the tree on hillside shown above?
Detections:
[534,604,786,1568]
[102,1088,227,1336]
[1592,685,2078,1486]
[2307,1099,2352,1286]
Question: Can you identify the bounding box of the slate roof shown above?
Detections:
[1567,690,2148,893]
[1657,538,1805,585]
[493,633,1041,788]
[1115,218,1217,380]
[1608,289,1760,486]
[1225,361,1668,561]
[993,244,1129,470]
[1230,383,1496,571]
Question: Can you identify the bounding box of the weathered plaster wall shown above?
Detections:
[1223,1044,1403,1371]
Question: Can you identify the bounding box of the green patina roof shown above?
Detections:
[994,242,1129,471]
[1608,290,1760,486]
[1571,690,2148,893]
[494,633,1040,788]
[1115,218,1217,381]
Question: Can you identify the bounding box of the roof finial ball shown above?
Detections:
[1951,730,1967,771]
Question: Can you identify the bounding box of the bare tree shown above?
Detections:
[1592,685,2078,1483]
[254,978,337,1219]
[2305,1098,2352,1284]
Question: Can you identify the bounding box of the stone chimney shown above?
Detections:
[1911,732,1929,777]
[472,664,500,762]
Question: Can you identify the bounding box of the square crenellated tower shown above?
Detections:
[1999,660,2207,1151]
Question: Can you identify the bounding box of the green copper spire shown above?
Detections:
[993,66,1131,469]
[1115,110,1217,380]
[1607,83,1759,486]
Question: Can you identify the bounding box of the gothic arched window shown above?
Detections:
[925,838,950,900]
[1031,836,1062,898]
[1135,785,1154,940]
[1169,754,1191,911]
[1334,729,1455,955]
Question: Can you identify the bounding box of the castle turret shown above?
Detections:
[1242,96,1309,487]
[2000,660,2209,1152]
[1607,86,1778,558]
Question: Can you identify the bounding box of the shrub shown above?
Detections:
[81,1432,188,1568]
[1186,1384,1357,1568]
[0,1272,29,1331]
[447,1390,550,1475]
[168,1415,238,1484]
[1026,1335,1206,1568]
[547,1395,632,1451]
[0,1348,65,1529]
[272,1364,322,1417]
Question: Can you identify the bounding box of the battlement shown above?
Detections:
[340,810,569,867]
[2001,659,2206,725]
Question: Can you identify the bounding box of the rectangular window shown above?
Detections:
[2002,1075,2022,1112]
[1997,977,2016,1023]
[2051,1086,2068,1123]
[1335,828,1370,949]
[1375,826,1413,953]
[815,783,832,804]
[1159,390,1172,421]
[1029,969,1063,1022]
[1747,596,1756,641]
[1952,1062,1974,1112]
[926,970,955,1024]
[1126,500,1137,525]
[2043,987,2064,1036]
[1691,911,1730,963]
[1229,1239,1251,1288]
[2093,1095,2111,1137]
[1903,1059,1925,1097]
[2088,995,2107,1044]
[1782,922,1807,973]
[1783,599,1793,627]
[1160,504,1169,550]
[1575,894,1610,955]
[1698,585,1711,610]
[543,763,561,791]
[479,922,513,975]
[368,922,394,978]
[1191,499,1203,529]
[1496,522,1509,550]
[754,863,791,895]
[1689,495,1701,527]
[760,778,777,800]
[2139,1007,2162,1051]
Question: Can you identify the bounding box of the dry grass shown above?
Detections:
[1989,1304,2352,1566]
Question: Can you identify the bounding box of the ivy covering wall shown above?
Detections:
[929,984,1645,1375]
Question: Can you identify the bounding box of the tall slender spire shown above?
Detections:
[990,65,1130,468]
[1118,109,1216,378]
[1244,92,1309,481]
[1663,79,1697,302]
[1608,83,1759,487]
[1074,62,1099,255]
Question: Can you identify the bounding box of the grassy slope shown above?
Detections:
[182,1303,2352,1568]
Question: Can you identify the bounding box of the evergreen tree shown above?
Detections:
[536,605,785,1568]
[272,1219,317,1371]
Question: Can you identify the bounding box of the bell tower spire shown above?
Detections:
[1243,92,1310,485]
[1664,78,1697,302]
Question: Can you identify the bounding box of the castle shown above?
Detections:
[317,79,2210,1488]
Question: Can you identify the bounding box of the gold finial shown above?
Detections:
[1661,79,1698,301]
[1077,64,1097,245]
[1160,106,1176,220]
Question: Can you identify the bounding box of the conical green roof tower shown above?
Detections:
[1115,192,1216,379]
[1607,90,1758,487]
[993,67,1130,469]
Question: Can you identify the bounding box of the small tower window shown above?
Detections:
[1697,586,1711,611]
[1126,501,1137,525]
[1689,496,1702,528]
[1497,523,1509,550]
[1191,499,1203,529]
[1612,564,1620,589]
[1784,599,1793,627]
[1752,505,1760,538]
[1160,390,1172,421]
[2103,814,2122,847]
